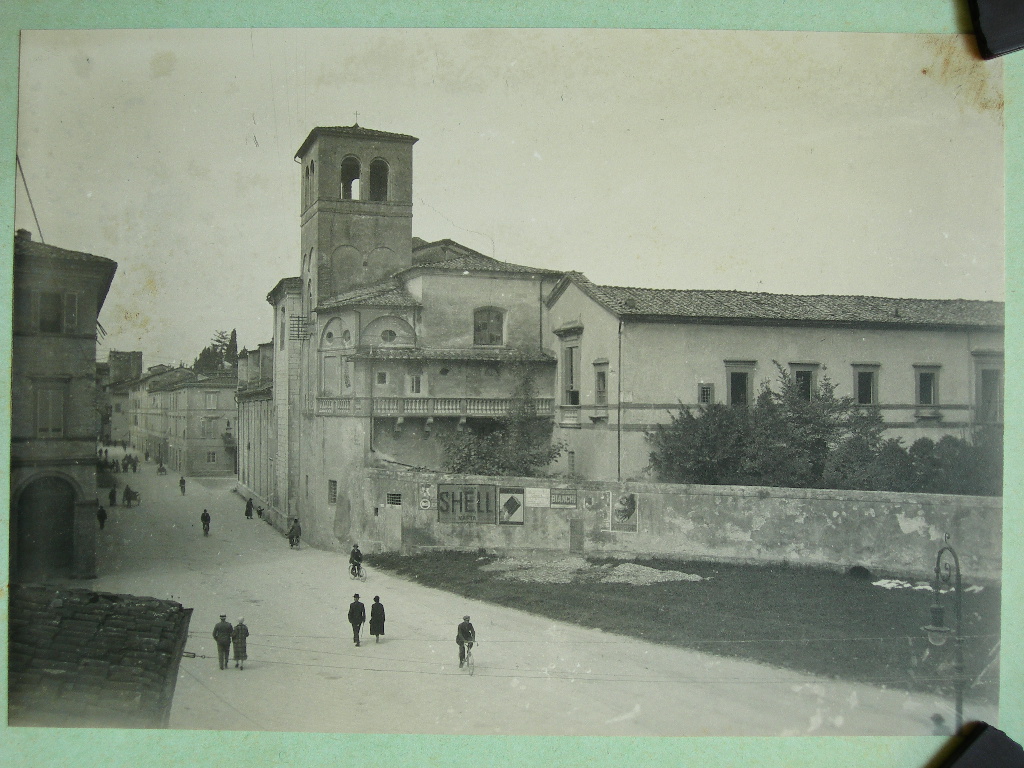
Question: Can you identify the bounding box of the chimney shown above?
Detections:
[15,229,31,242]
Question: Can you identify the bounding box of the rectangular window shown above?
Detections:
[205,391,218,410]
[201,418,217,438]
[206,451,217,463]
[729,371,749,406]
[38,292,63,333]
[698,383,714,405]
[409,374,423,395]
[594,366,608,406]
[790,364,819,401]
[563,346,580,405]
[473,308,504,346]
[280,320,286,349]
[977,366,1004,423]
[386,492,402,506]
[343,358,352,390]
[916,368,939,405]
[376,371,388,385]
[567,451,576,475]
[36,381,67,438]
[853,367,878,405]
[794,370,813,400]
[328,480,338,504]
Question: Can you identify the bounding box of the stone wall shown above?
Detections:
[360,469,1002,581]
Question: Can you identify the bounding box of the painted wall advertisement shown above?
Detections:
[524,487,550,508]
[437,484,496,524]
[550,489,578,509]
[498,487,525,525]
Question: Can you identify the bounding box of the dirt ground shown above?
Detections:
[86,453,993,736]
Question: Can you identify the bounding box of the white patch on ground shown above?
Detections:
[872,579,982,594]
[601,563,705,585]
[483,556,706,585]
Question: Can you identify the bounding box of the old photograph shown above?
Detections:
[8,28,1004,737]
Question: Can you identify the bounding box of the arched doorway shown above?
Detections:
[12,476,76,581]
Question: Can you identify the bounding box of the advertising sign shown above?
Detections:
[437,484,497,524]
[610,492,639,533]
[498,487,526,525]
[524,487,550,508]
[550,488,578,509]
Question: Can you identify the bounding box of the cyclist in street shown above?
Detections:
[457,615,476,668]
[200,509,211,536]
[349,543,363,577]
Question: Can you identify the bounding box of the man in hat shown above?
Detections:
[212,615,234,670]
[348,594,366,646]
[287,518,301,548]
[456,615,476,668]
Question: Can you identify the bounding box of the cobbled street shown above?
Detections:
[87,453,993,736]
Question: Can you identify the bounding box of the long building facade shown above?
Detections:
[237,124,1004,551]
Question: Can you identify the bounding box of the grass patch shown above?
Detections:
[370,551,999,704]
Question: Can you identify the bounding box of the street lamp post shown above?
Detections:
[921,541,965,733]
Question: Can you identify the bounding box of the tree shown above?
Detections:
[441,362,565,477]
[648,362,887,489]
[192,329,238,373]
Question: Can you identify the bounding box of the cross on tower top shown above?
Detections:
[354,111,359,127]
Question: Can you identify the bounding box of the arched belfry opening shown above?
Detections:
[341,156,361,200]
[369,158,389,201]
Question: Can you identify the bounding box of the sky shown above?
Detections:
[13,28,1004,366]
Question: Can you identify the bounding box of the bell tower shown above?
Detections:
[295,126,418,308]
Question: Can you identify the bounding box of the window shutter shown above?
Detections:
[30,291,39,331]
[63,293,79,334]
[14,288,32,333]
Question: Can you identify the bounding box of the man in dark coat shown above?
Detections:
[232,618,249,670]
[96,506,107,530]
[348,594,365,646]
[457,615,476,668]
[369,596,385,643]
[213,615,233,670]
[108,486,117,507]
[179,476,187,495]
[349,544,363,577]
[287,519,301,548]
[200,509,211,536]
[245,498,254,519]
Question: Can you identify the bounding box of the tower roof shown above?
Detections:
[295,125,419,159]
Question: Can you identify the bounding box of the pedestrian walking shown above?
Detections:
[200,509,211,536]
[144,450,150,462]
[96,506,107,530]
[122,484,134,506]
[369,596,385,643]
[213,615,233,670]
[348,594,365,646]
[232,618,249,670]
[108,486,117,507]
[456,615,476,668]
[287,518,301,548]
[179,476,186,495]
[245,498,254,520]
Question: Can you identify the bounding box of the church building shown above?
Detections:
[237,125,1004,551]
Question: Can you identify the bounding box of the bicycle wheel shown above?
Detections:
[358,566,367,582]
[466,648,474,675]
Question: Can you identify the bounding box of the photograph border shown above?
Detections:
[0,2,1020,767]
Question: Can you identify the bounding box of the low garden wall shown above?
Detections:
[357,469,1002,581]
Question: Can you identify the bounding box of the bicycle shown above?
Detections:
[349,563,366,581]
[463,641,475,675]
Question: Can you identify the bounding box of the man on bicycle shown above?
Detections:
[457,615,476,668]
[349,544,363,577]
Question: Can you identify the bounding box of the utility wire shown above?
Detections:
[16,154,45,244]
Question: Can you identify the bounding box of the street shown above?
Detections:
[88,454,992,736]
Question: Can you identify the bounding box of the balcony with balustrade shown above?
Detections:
[316,396,554,419]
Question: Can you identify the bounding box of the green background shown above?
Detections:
[0,2,1019,766]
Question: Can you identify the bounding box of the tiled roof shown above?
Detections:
[561,273,1004,329]
[318,280,421,310]
[408,240,563,276]
[14,232,118,306]
[295,125,418,157]
[351,347,556,363]
[9,584,192,728]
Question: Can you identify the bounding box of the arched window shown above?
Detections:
[369,158,389,201]
[341,156,361,200]
[473,307,504,346]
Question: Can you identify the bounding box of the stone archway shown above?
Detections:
[12,476,77,581]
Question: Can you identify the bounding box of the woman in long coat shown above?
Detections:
[369,596,385,643]
[232,618,249,669]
